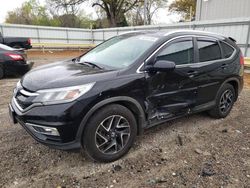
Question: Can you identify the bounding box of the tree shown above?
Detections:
[126,6,144,26]
[169,0,196,21]
[5,0,94,28]
[145,0,168,25]
[46,0,88,27]
[5,0,170,28]
[127,0,168,25]
[77,10,96,28]
[5,0,53,26]
[46,0,86,15]
[92,0,139,27]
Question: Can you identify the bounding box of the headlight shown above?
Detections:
[33,83,95,105]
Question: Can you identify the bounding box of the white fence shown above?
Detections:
[0,24,92,44]
[1,17,250,56]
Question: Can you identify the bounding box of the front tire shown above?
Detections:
[82,104,137,162]
[209,83,236,118]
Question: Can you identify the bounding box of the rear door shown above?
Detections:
[194,37,225,105]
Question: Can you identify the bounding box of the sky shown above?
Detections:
[0,0,180,25]
[0,0,31,23]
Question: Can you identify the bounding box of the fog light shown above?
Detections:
[26,123,60,136]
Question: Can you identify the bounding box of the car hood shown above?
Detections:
[21,60,118,92]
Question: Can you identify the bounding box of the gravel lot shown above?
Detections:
[0,53,250,188]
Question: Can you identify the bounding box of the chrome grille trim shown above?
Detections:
[13,97,42,113]
[13,82,41,112]
[13,97,24,112]
[20,89,39,97]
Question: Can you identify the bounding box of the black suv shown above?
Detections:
[9,30,244,162]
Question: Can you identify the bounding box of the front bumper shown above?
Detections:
[9,98,85,150]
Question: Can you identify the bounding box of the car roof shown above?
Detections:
[120,30,226,40]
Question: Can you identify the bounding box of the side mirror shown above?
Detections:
[145,60,176,72]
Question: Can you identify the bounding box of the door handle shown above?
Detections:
[221,64,228,69]
[187,70,198,78]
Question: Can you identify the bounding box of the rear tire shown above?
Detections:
[82,104,137,162]
[209,83,235,118]
[0,66,4,79]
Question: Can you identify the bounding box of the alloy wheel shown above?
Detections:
[219,89,234,113]
[95,115,131,155]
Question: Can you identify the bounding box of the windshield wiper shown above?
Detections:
[72,57,103,70]
[78,61,103,70]
[72,57,80,63]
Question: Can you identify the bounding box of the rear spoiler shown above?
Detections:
[228,37,236,43]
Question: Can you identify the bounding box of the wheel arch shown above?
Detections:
[76,96,146,143]
[219,77,240,101]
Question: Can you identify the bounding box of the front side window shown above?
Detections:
[197,40,221,62]
[156,39,194,65]
[80,35,158,69]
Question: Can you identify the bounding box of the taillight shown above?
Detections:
[5,53,23,61]
[28,38,31,45]
[240,53,245,66]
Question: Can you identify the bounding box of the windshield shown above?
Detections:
[80,34,158,69]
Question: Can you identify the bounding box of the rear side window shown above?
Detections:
[197,40,221,62]
[221,42,235,58]
[156,39,194,65]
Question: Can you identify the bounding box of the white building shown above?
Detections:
[196,0,250,21]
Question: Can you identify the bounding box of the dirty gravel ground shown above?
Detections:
[0,52,250,188]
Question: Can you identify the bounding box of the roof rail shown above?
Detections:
[119,30,146,36]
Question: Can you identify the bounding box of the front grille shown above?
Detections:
[15,97,28,109]
[15,92,32,109]
[14,88,37,110]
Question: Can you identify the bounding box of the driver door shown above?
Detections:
[145,37,199,124]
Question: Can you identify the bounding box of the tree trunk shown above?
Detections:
[107,11,117,27]
[147,14,151,25]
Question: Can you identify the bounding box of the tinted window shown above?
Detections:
[221,42,234,58]
[198,40,221,62]
[156,40,194,65]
